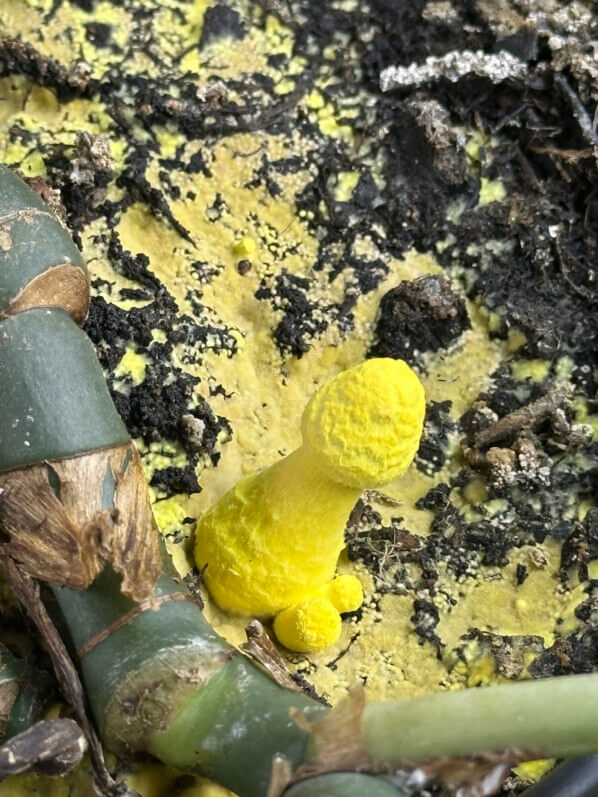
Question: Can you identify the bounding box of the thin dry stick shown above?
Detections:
[474,386,571,448]
[0,555,137,797]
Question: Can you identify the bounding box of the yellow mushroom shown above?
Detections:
[233,236,256,257]
[194,358,425,651]
[273,576,366,652]
[274,597,342,653]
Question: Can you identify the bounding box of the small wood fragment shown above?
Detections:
[361,490,402,507]
[0,719,86,779]
[474,387,571,449]
[241,620,302,693]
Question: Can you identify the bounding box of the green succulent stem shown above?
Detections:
[0,308,129,472]
[0,165,88,321]
[0,643,53,741]
[362,673,598,763]
[48,566,325,797]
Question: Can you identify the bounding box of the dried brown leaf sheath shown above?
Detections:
[269,688,371,797]
[268,687,370,796]
[6,263,90,324]
[411,749,540,797]
[0,443,161,603]
[241,620,303,693]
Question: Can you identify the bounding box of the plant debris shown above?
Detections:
[0,444,161,604]
[401,748,541,797]
[0,719,87,780]
[380,49,528,91]
[0,558,137,797]
[241,620,302,693]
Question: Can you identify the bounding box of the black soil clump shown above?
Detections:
[199,4,246,49]
[369,276,470,364]
[416,399,456,475]
[85,287,231,499]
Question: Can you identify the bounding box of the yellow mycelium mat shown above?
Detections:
[1,0,595,793]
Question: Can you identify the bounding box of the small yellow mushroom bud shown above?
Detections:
[233,236,256,257]
[194,358,425,649]
[317,575,363,614]
[274,577,363,653]
[274,597,341,653]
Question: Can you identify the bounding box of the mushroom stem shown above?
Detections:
[198,447,359,617]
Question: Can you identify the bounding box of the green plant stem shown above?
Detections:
[48,565,325,797]
[284,773,404,797]
[3,165,597,797]
[0,308,128,471]
[362,673,598,764]
[0,643,53,740]
[0,164,88,319]
[0,164,49,215]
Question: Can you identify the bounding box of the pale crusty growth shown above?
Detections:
[0,443,161,603]
[380,50,527,91]
[195,358,425,651]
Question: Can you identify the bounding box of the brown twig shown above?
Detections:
[529,146,594,164]
[0,556,138,797]
[554,74,598,150]
[554,239,594,300]
[473,386,571,448]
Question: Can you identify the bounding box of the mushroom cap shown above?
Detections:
[301,358,425,488]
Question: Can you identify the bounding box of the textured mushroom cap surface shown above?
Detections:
[301,358,426,488]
